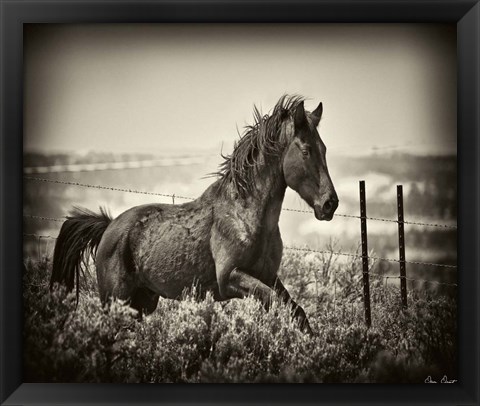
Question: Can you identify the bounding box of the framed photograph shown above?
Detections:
[1,0,479,405]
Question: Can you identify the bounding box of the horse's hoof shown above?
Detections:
[304,326,314,336]
[300,321,314,336]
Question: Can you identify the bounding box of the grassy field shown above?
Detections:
[23,246,457,383]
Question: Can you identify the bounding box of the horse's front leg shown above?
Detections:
[212,247,308,333]
[218,265,276,309]
[273,278,312,335]
[211,229,276,307]
[217,265,312,334]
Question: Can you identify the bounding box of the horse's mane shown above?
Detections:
[215,94,305,197]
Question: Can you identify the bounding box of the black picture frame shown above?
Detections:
[1,1,479,405]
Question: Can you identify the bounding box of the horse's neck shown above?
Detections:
[243,160,286,233]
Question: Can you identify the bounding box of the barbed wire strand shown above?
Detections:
[24,214,66,222]
[24,176,457,229]
[370,273,457,289]
[22,233,458,286]
[24,176,194,201]
[283,207,456,229]
[24,224,457,269]
[283,246,457,269]
[24,209,457,231]
[383,275,457,287]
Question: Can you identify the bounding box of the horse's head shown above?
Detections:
[283,101,338,221]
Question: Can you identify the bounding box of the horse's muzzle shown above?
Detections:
[314,197,339,221]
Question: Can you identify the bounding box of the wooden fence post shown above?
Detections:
[397,185,408,308]
[359,180,371,328]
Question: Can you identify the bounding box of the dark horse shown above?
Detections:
[51,95,338,333]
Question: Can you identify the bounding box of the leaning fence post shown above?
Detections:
[397,185,408,309]
[359,180,372,328]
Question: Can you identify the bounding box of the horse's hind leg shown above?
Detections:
[95,227,160,319]
[95,223,139,303]
[130,287,160,320]
[97,267,136,309]
[96,250,136,309]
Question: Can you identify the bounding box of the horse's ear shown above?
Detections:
[311,102,323,127]
[294,101,307,130]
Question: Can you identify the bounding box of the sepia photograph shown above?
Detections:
[23,23,457,383]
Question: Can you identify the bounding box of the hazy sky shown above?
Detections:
[24,24,456,156]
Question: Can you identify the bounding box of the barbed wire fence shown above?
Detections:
[24,176,458,230]
[23,171,458,327]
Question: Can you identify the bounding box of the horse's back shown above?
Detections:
[96,203,168,265]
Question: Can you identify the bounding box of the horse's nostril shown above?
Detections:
[323,197,338,214]
[323,200,333,213]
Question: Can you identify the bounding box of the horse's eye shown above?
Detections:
[302,149,309,157]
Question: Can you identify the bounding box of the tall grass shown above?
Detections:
[23,246,456,383]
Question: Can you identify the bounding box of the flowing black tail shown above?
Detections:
[50,207,112,302]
